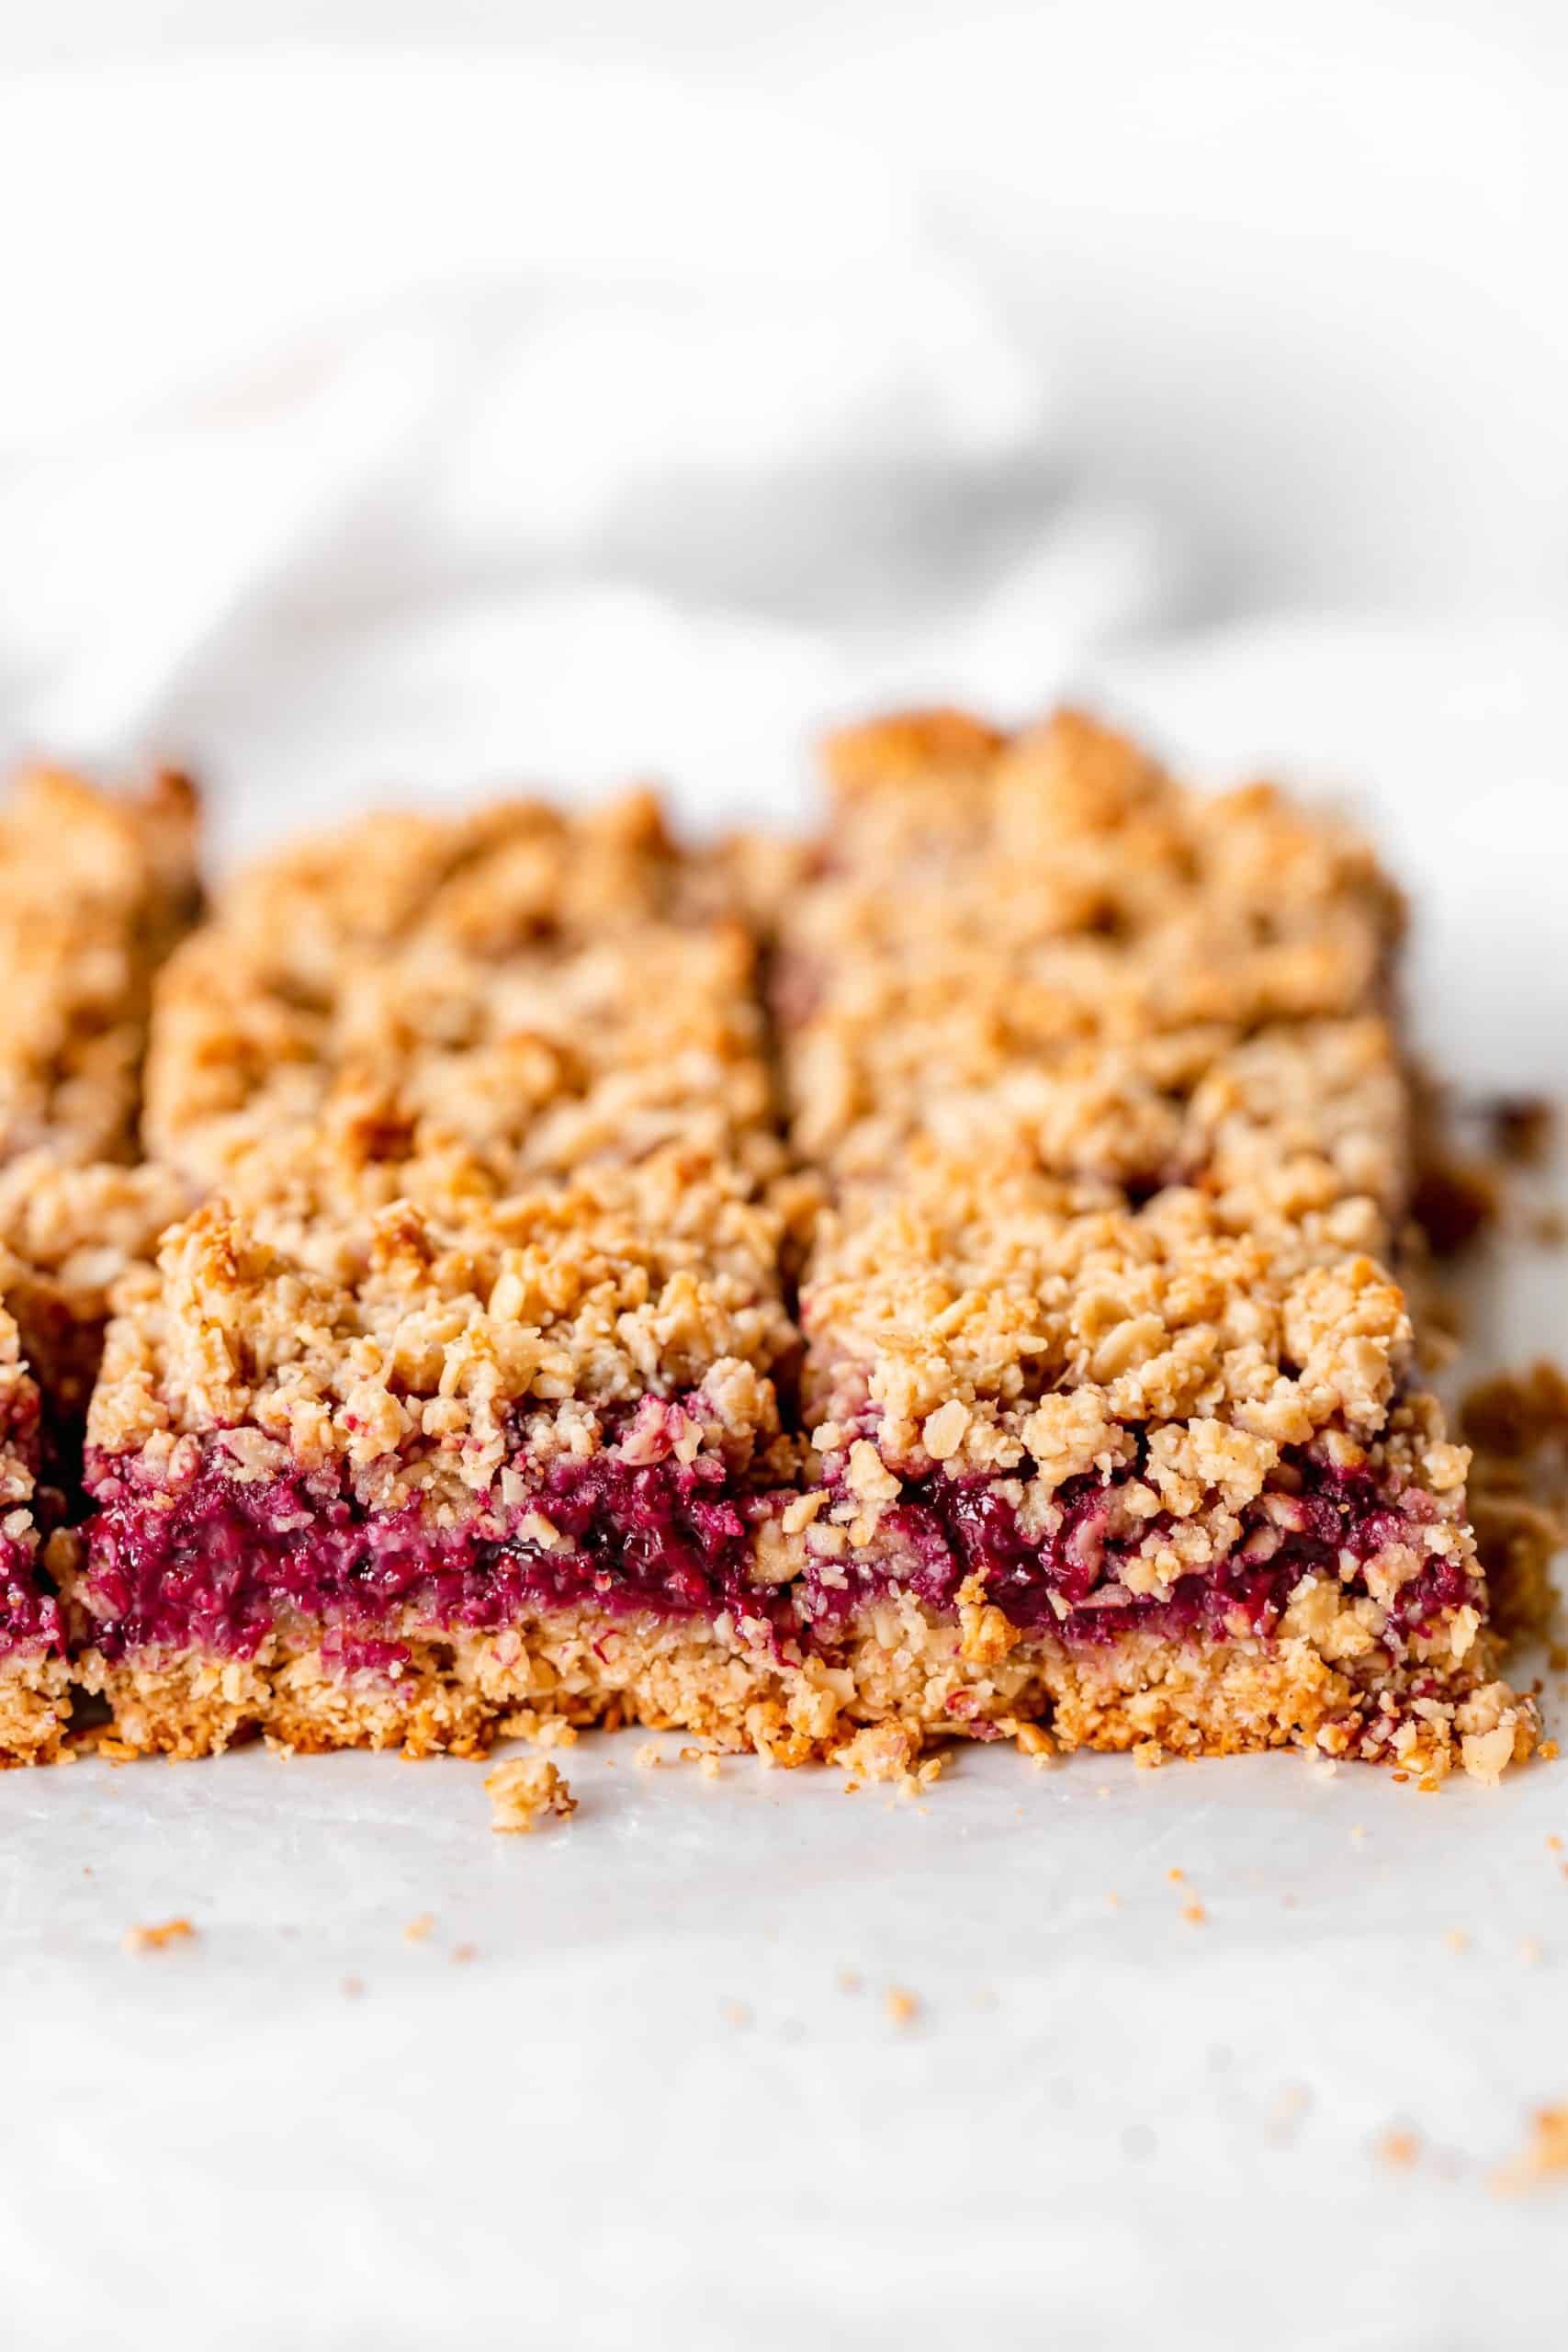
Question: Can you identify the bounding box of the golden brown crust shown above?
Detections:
[71,1594,1534,1784]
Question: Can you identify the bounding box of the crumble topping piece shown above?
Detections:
[144,788,781,1217]
[1491,2106,1568,2194]
[484,1754,576,1833]
[121,1917,197,1952]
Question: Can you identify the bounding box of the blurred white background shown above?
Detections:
[2,0,1564,847]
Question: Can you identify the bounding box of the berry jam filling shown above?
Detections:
[0,1534,62,1658]
[81,1434,795,1664]
[79,1416,1478,1673]
[798,1445,1477,1657]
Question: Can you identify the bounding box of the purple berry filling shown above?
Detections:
[0,1532,61,1660]
[77,1411,1478,1677]
[798,1447,1476,1657]
[80,1436,795,1665]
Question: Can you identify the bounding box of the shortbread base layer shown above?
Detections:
[71,1599,1537,1783]
[0,1650,72,1767]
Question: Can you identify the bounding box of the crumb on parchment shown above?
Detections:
[884,1986,919,2028]
[122,1917,196,1953]
[403,1913,434,1943]
[1492,2107,1568,2194]
[484,1755,577,1835]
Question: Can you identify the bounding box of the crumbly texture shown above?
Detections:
[1461,1360,1568,1638]
[0,1159,193,1433]
[0,765,200,1169]
[783,709,1403,1201]
[144,787,779,1216]
[88,1160,796,1500]
[484,1753,576,1833]
[68,712,1547,1781]
[69,1591,1533,1783]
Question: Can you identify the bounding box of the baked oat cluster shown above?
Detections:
[0,717,1547,1782]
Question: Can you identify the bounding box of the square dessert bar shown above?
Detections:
[0,1273,68,1763]
[792,1159,1532,1779]
[72,786,812,1755]
[68,1156,804,1757]
[773,709,1534,1781]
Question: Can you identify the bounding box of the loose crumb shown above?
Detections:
[452,1943,478,1964]
[1349,1825,1369,1846]
[484,1755,577,1834]
[884,1986,919,2028]
[341,1974,366,1999]
[837,1968,862,1994]
[1167,1868,1185,1883]
[1444,1928,1471,1955]
[1488,1094,1556,1166]
[1182,1901,1207,1926]
[1132,1740,1165,1770]
[122,1917,196,1954]
[699,1753,721,1779]
[1376,2127,1422,2170]
[1492,2106,1568,2194]
[404,1912,434,1943]
[722,2000,752,2030]
[1519,1938,1544,1967]
[634,1742,663,1770]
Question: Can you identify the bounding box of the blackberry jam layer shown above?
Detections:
[0,1530,62,1658]
[78,1416,796,1667]
[795,1446,1479,1654]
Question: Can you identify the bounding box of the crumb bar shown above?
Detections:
[67,1160,802,1756]
[773,712,1534,1781]
[71,793,807,1754]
